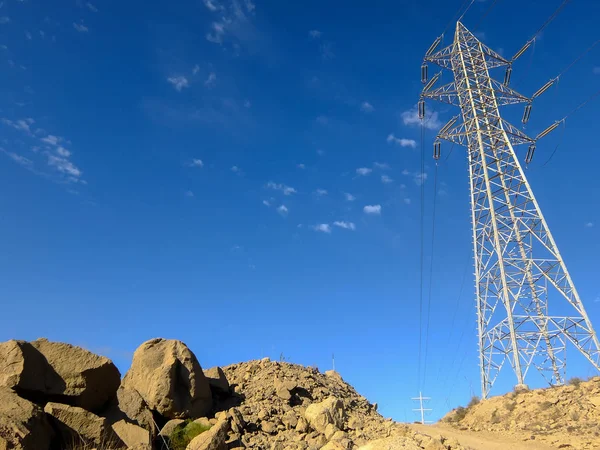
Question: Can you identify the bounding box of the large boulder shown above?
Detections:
[0,339,121,412]
[187,418,229,450]
[44,402,122,447]
[203,367,229,394]
[0,387,53,450]
[122,338,212,419]
[104,386,156,436]
[111,420,152,449]
[304,397,345,433]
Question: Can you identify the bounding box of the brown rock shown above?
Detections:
[44,402,121,447]
[159,419,185,437]
[122,338,212,419]
[104,385,156,436]
[324,423,339,440]
[262,421,277,434]
[0,387,53,450]
[282,410,298,429]
[187,418,229,450]
[321,442,346,450]
[194,417,212,428]
[295,417,309,433]
[304,397,345,433]
[204,367,230,394]
[0,339,121,412]
[112,420,151,449]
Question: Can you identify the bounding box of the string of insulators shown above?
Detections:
[423,72,440,92]
[522,104,532,124]
[439,116,458,135]
[511,39,534,62]
[426,36,443,57]
[418,99,425,120]
[535,121,561,140]
[433,140,441,160]
[525,144,536,164]
[532,78,557,99]
[421,64,428,84]
[503,66,512,86]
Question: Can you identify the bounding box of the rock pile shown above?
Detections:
[0,337,467,450]
[442,376,600,449]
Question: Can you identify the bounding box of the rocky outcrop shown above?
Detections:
[442,376,600,450]
[44,402,122,447]
[0,339,121,412]
[203,367,230,395]
[122,338,213,419]
[104,385,156,436]
[0,387,53,450]
[304,397,345,433]
[112,419,152,449]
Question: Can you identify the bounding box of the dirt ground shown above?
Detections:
[409,423,559,450]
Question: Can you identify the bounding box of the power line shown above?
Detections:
[457,0,476,23]
[557,39,600,79]
[423,163,439,386]
[418,120,425,391]
[443,0,474,36]
[474,0,500,30]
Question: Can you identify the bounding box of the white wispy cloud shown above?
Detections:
[404,198,411,205]
[189,159,204,167]
[204,72,217,87]
[73,22,89,33]
[333,221,356,231]
[205,0,255,45]
[203,0,222,11]
[167,76,189,92]
[363,204,381,215]
[41,135,60,145]
[25,31,32,40]
[320,42,335,60]
[373,162,390,170]
[267,181,297,195]
[344,193,356,202]
[381,175,393,184]
[297,163,305,169]
[402,169,429,185]
[594,67,600,75]
[87,2,98,12]
[56,146,71,157]
[185,190,194,197]
[1,149,32,167]
[312,224,331,233]
[401,106,442,130]
[356,167,372,176]
[47,154,82,180]
[193,64,200,75]
[585,222,594,228]
[231,165,241,174]
[244,99,251,108]
[309,30,322,39]
[0,17,10,25]
[2,118,34,134]
[277,205,288,215]
[360,101,374,113]
[315,189,328,196]
[387,133,417,148]
[262,200,271,207]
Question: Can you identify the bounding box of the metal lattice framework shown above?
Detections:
[420,22,600,398]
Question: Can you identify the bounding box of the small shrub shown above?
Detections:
[504,401,517,412]
[569,410,580,421]
[539,401,553,411]
[490,410,501,424]
[170,420,211,450]
[453,406,468,422]
[467,396,480,408]
[568,377,583,388]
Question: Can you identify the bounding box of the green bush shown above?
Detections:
[568,377,583,387]
[169,420,211,450]
[453,406,468,422]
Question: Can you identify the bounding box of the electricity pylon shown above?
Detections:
[419,22,600,398]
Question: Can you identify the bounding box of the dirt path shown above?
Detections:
[409,423,558,450]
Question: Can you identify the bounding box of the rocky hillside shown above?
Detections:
[0,337,468,450]
[442,377,600,449]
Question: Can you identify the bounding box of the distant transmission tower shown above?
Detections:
[411,392,432,424]
[419,22,600,398]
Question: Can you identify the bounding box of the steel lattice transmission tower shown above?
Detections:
[419,22,600,398]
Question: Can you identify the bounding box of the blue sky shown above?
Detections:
[1,0,600,422]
